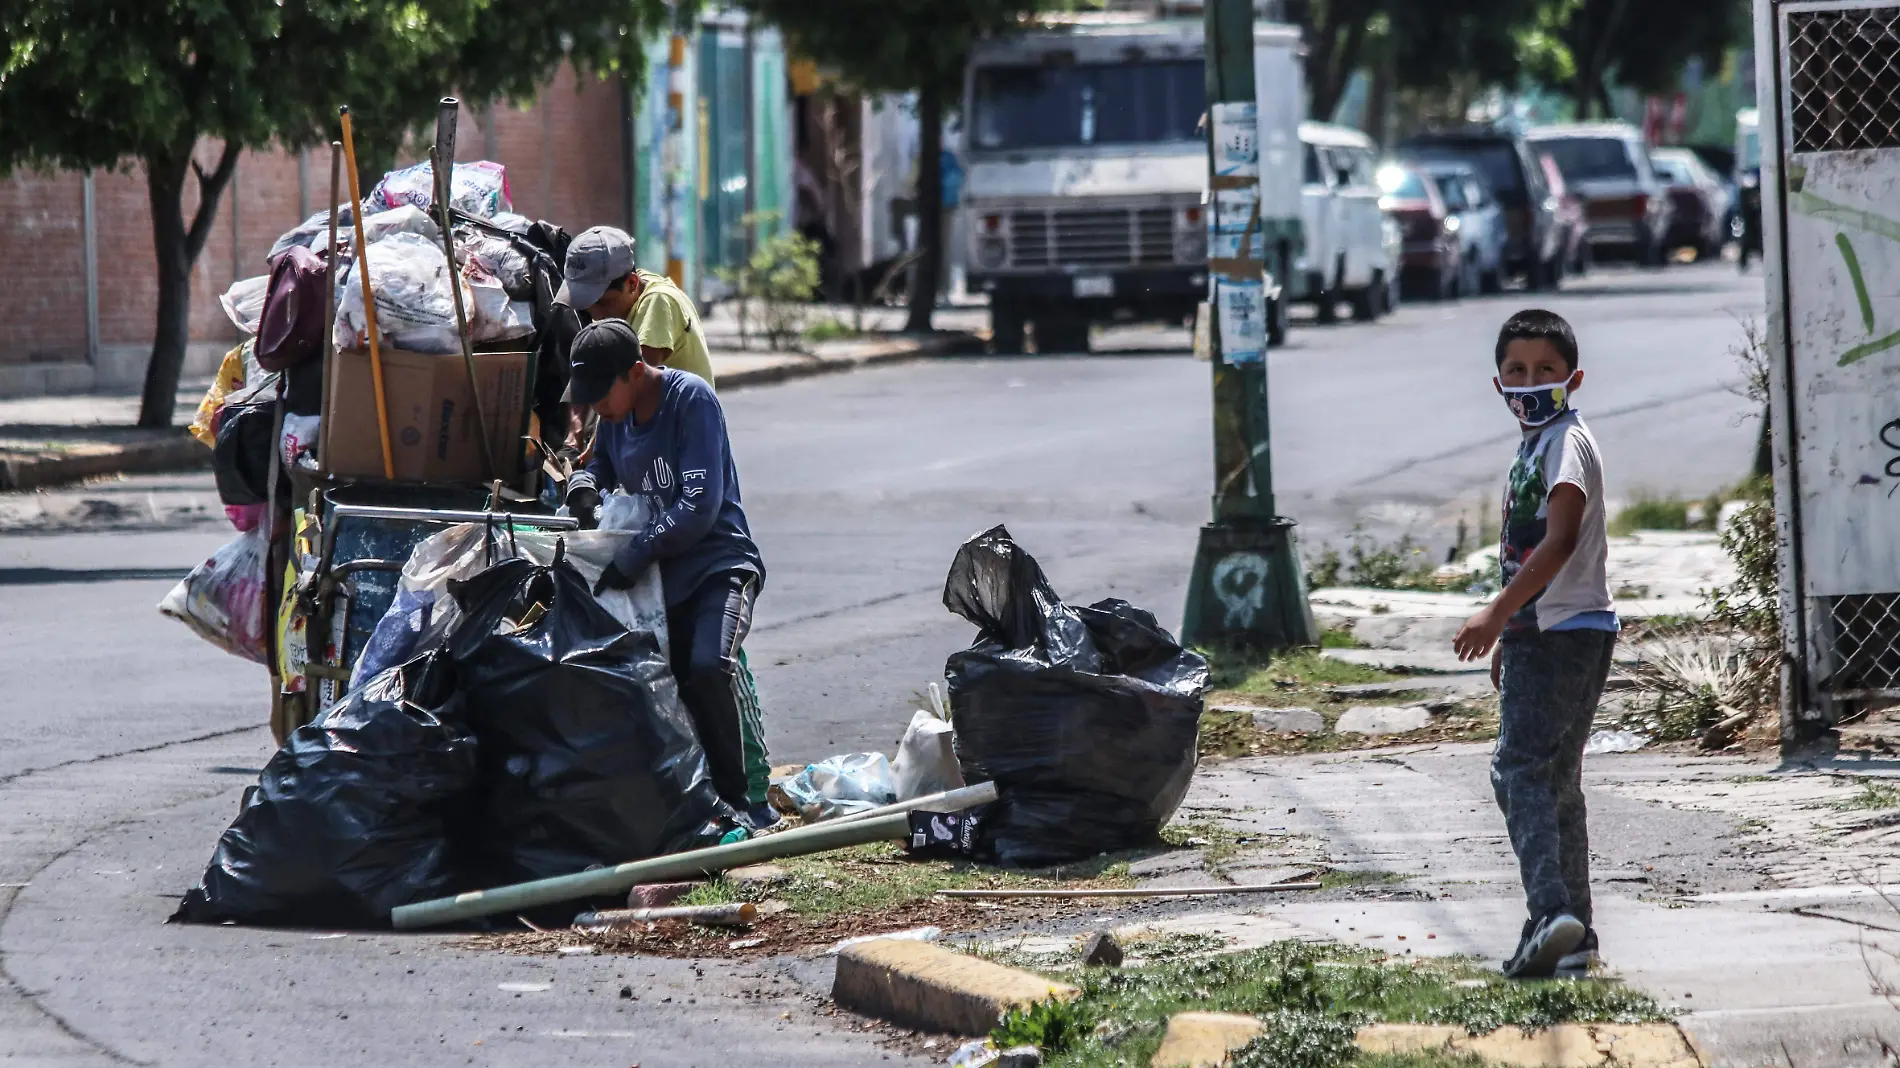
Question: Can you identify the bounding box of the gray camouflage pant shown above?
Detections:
[1492,627,1616,927]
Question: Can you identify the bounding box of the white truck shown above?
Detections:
[960,14,1306,353]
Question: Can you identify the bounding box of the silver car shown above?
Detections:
[1527,123,1674,267]
[1412,160,1509,294]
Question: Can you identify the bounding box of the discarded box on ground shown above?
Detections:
[320,346,527,483]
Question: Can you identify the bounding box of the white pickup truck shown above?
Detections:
[960,15,1305,352]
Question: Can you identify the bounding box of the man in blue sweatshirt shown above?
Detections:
[562,318,765,819]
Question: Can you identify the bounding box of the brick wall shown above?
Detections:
[0,67,632,383]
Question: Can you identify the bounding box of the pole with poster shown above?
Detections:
[1179,0,1316,651]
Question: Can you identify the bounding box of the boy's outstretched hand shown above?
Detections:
[1453,604,1507,663]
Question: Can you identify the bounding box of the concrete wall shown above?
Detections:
[0,66,631,399]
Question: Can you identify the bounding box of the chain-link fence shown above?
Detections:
[1788,6,1900,154]
[1825,592,1900,697]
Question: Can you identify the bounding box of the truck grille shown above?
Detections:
[1006,207,1177,268]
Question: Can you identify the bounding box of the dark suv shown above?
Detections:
[1394,129,1567,289]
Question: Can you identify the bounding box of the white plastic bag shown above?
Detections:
[280,413,321,471]
[360,204,441,245]
[218,275,270,335]
[158,528,270,663]
[366,160,512,218]
[891,688,964,800]
[774,753,898,823]
[466,266,535,343]
[332,230,468,354]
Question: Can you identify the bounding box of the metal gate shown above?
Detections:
[1759,0,1900,732]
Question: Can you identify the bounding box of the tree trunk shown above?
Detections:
[905,81,943,334]
[138,141,242,428]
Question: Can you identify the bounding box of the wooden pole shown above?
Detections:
[337,106,395,480]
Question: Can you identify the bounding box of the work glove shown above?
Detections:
[593,562,636,596]
[566,484,602,531]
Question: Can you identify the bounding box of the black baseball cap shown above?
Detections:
[562,318,641,405]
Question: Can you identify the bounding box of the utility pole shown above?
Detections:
[664,23,690,288]
[1179,0,1317,651]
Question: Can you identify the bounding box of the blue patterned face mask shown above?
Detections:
[1501,373,1579,427]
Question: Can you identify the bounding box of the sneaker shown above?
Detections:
[1555,928,1600,975]
[1502,912,1587,979]
[740,802,782,832]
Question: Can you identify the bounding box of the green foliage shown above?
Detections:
[1036,940,1666,1068]
[1610,498,1691,535]
[992,996,1097,1054]
[718,214,822,351]
[1705,492,1778,640]
[1832,778,1900,812]
[1306,529,1478,592]
[1229,1010,1363,1068]
[1524,0,1749,118]
[803,317,860,344]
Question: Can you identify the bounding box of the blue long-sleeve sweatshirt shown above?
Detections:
[580,368,763,604]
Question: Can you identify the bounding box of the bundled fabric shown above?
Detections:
[366,160,511,219]
[172,653,479,927]
[158,527,271,663]
[332,230,468,354]
[446,555,737,883]
[942,525,1208,867]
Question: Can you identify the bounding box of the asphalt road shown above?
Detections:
[0,263,1767,1066]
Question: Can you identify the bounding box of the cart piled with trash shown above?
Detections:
[161,103,1218,938]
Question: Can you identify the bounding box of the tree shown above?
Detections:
[1528,0,1748,119]
[0,0,666,428]
[1287,0,1545,123]
[740,0,1054,332]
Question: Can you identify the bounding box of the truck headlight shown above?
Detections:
[976,238,1007,269]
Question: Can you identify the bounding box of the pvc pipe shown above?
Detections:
[392,810,912,929]
[573,902,757,928]
[823,781,998,827]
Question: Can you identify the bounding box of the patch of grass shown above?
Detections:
[801,316,859,343]
[1356,1053,1490,1068]
[1018,940,1666,1068]
[1320,869,1408,890]
[1321,627,1365,649]
[1611,497,1692,536]
[717,842,1137,920]
[1833,778,1900,811]
[1123,931,1229,962]
[1307,529,1482,592]
[1160,818,1255,871]
[1207,647,1398,695]
[678,879,742,907]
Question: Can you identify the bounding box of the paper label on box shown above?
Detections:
[1217,278,1267,364]
[1211,102,1258,178]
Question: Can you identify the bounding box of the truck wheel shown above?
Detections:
[1034,314,1091,355]
[991,304,1026,355]
[1350,280,1379,322]
[1267,294,1290,347]
[1315,291,1339,324]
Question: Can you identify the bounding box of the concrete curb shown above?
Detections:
[1149,1014,1704,1067]
[718,330,981,391]
[831,939,1077,1036]
[0,433,210,492]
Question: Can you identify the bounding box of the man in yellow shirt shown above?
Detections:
[555,226,715,387]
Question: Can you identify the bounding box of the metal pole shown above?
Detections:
[430,96,498,481]
[392,810,913,929]
[1178,0,1316,651]
[81,172,99,364]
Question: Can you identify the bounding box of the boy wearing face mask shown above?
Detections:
[1452,308,1616,980]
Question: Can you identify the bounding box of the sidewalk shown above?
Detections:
[0,325,980,492]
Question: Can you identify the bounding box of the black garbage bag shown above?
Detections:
[171,652,478,927]
[446,554,738,883]
[943,525,1208,867]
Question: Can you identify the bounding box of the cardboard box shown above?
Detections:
[321,347,528,483]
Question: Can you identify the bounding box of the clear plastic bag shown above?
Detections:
[360,204,441,245]
[219,275,269,335]
[332,230,468,354]
[774,753,898,822]
[366,160,512,219]
[158,527,270,663]
[891,696,964,801]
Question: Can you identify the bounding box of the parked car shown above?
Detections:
[1527,124,1673,266]
[1300,122,1399,322]
[1410,160,1507,294]
[1394,129,1566,289]
[1537,152,1589,276]
[1378,164,1467,301]
[1650,147,1732,260]
[1686,143,1740,244]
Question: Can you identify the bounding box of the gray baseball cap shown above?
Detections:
[555,226,636,310]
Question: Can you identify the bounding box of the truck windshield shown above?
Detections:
[970,60,1204,151]
[1539,137,1637,182]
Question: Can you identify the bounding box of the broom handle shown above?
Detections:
[337,106,395,480]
